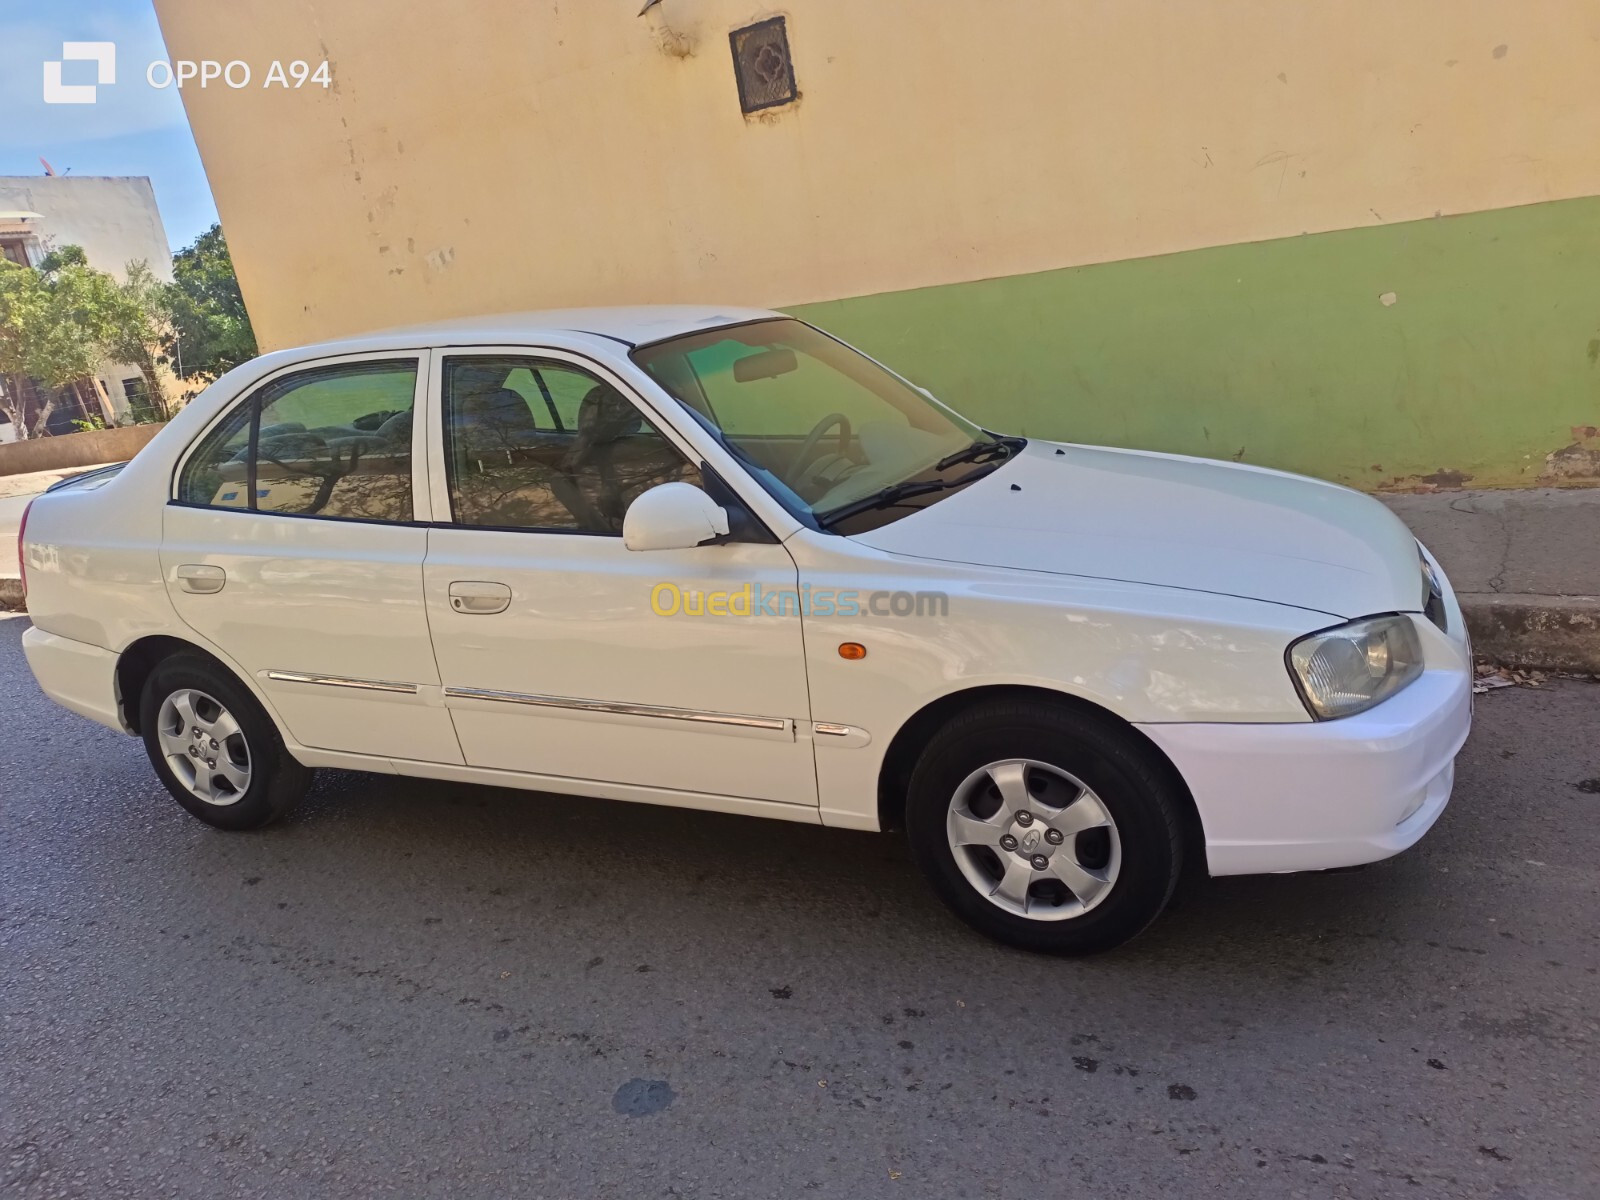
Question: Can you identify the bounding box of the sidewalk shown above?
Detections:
[2,470,1597,670]
[1381,487,1600,673]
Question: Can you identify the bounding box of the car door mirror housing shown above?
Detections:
[623,482,731,551]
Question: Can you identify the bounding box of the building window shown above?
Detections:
[121,375,158,422]
[0,238,31,268]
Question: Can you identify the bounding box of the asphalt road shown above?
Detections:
[3,614,1597,1199]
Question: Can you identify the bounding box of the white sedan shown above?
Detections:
[19,308,1471,954]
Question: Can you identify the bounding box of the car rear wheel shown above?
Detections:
[905,699,1185,955]
[139,653,311,830]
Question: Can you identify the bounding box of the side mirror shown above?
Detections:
[623,482,730,551]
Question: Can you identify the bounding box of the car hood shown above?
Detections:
[850,441,1424,618]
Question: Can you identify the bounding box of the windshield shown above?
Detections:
[632,319,1000,527]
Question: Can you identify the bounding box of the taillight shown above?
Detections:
[17,498,32,601]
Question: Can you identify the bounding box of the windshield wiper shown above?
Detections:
[936,435,1020,472]
[816,463,999,529]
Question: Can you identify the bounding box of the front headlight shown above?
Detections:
[1287,614,1424,720]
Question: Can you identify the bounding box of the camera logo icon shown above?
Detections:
[43,42,117,105]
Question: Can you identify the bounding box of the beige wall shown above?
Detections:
[154,0,1600,350]
[0,176,173,283]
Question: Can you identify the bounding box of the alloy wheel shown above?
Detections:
[156,688,252,806]
[945,758,1122,920]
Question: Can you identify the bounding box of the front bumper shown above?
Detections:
[22,625,127,733]
[1136,664,1471,876]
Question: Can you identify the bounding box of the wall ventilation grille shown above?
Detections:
[730,17,798,114]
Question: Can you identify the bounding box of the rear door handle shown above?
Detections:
[175,564,226,594]
[448,580,512,615]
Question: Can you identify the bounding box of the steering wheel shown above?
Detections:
[786,412,852,486]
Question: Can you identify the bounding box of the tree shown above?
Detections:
[106,261,175,420]
[0,231,251,437]
[0,263,48,436]
[166,224,257,381]
[0,248,124,437]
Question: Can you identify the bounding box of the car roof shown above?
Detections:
[292,305,785,356]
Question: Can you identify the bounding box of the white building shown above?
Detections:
[0,175,175,439]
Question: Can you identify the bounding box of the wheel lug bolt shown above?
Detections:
[1045,829,1064,845]
[1015,811,1034,826]
[192,727,201,737]
[209,739,218,750]
[207,759,216,768]
[999,834,1018,851]
[189,747,199,757]
[1030,854,1050,870]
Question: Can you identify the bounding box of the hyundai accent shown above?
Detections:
[19,308,1471,953]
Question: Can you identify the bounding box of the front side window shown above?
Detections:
[177,360,418,522]
[632,318,996,529]
[442,356,699,534]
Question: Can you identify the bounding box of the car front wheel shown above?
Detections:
[905,699,1186,955]
[139,652,312,830]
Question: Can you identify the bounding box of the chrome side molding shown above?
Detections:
[809,721,871,747]
[442,686,789,731]
[265,670,419,695]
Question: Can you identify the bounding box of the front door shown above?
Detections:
[421,351,816,807]
[162,352,462,765]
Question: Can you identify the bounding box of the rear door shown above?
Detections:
[162,351,462,765]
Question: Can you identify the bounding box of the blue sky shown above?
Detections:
[0,0,219,251]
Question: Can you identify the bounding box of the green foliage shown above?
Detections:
[0,227,257,438]
[0,261,59,437]
[166,224,257,381]
[0,262,46,383]
[0,248,130,437]
[108,261,174,420]
[32,253,122,389]
[38,244,88,271]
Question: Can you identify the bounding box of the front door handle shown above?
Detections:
[448,580,512,615]
[175,563,226,594]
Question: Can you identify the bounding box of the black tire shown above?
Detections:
[139,652,312,830]
[905,699,1185,955]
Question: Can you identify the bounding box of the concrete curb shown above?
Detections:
[1458,594,1600,675]
[3,576,1595,672]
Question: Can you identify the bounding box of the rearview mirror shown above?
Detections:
[623,482,730,551]
[732,348,798,383]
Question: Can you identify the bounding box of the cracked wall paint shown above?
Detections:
[1541,427,1600,484]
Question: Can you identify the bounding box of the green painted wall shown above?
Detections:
[789,196,1600,490]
